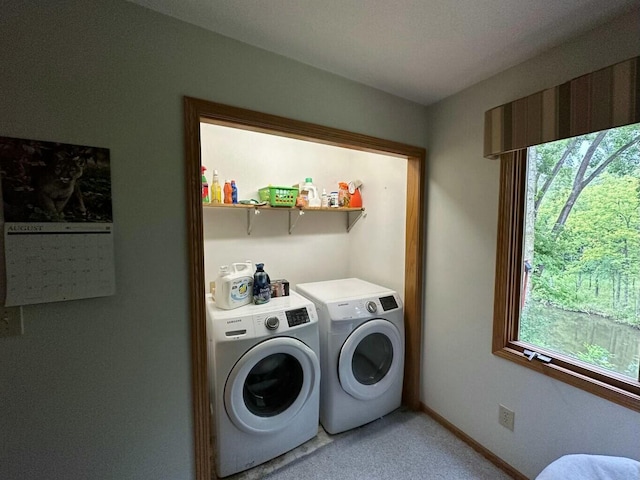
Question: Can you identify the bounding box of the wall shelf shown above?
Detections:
[203,203,366,235]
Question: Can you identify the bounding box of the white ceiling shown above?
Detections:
[127,0,637,106]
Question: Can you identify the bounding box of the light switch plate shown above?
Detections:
[0,306,23,337]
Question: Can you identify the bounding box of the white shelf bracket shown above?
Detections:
[288,209,304,234]
[247,208,261,235]
[347,209,366,233]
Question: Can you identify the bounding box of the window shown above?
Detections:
[493,123,640,412]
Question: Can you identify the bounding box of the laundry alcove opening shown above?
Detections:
[184,97,425,480]
[200,121,408,297]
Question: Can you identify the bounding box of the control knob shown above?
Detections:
[366,301,377,314]
[265,316,280,330]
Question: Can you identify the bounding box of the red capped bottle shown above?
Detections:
[201,167,209,203]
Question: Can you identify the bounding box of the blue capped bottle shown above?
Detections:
[231,180,238,204]
[253,263,271,305]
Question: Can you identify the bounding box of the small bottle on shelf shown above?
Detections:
[321,188,329,208]
[223,180,232,204]
[211,170,221,204]
[231,180,238,204]
[201,167,210,204]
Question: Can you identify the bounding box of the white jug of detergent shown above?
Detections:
[214,261,254,310]
[300,177,321,207]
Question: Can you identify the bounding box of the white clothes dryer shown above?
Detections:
[296,278,404,434]
[206,291,320,478]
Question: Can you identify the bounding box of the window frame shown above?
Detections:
[492,150,640,412]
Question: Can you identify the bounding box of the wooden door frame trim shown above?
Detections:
[184,96,426,480]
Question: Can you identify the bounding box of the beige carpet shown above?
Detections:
[218,408,513,480]
[220,426,334,480]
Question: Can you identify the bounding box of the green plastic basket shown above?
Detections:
[258,186,299,207]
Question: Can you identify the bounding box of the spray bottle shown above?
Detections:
[201,167,210,203]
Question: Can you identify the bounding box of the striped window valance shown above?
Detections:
[484,56,640,159]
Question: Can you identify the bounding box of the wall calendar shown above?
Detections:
[0,136,115,306]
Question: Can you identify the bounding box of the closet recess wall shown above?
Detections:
[184,96,425,480]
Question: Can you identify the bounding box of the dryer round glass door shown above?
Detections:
[338,319,403,401]
[224,337,320,434]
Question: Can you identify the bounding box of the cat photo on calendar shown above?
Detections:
[0,136,112,223]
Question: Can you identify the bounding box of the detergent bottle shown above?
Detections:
[253,263,271,305]
[300,177,320,207]
[214,261,254,309]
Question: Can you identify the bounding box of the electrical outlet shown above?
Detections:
[0,306,23,338]
[499,404,515,431]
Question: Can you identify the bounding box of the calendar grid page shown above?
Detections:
[4,223,115,306]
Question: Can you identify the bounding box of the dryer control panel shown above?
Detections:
[326,293,403,320]
[379,295,399,311]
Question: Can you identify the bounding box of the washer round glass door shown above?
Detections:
[224,337,320,434]
[338,319,403,401]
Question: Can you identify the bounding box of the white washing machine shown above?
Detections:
[296,278,404,434]
[206,291,320,478]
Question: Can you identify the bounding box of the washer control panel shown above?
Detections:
[285,307,311,327]
[208,291,317,340]
[264,316,280,330]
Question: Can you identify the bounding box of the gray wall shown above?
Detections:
[0,2,427,479]
[423,10,640,479]
[2,2,639,480]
